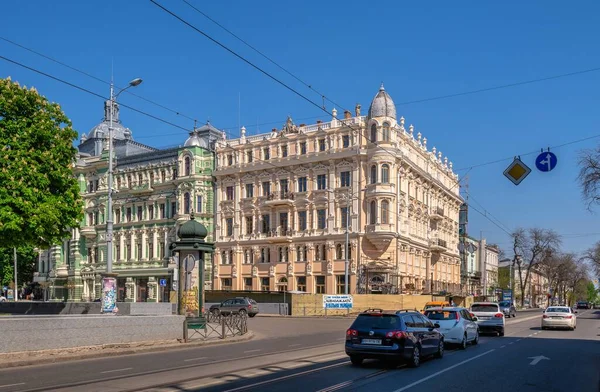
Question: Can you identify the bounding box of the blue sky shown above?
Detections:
[2,0,600,255]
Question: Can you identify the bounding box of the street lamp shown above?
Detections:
[101,77,143,314]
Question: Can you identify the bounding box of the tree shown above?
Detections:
[0,246,36,288]
[578,147,600,210]
[585,281,598,303]
[0,77,82,249]
[511,227,561,308]
[582,241,600,278]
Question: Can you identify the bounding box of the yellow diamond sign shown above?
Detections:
[503,158,531,185]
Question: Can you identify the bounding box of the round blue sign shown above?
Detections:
[535,152,558,172]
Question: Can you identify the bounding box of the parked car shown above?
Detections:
[470,302,505,336]
[576,301,590,310]
[209,297,259,317]
[498,300,517,318]
[345,309,444,368]
[422,301,450,313]
[541,306,577,330]
[424,307,479,349]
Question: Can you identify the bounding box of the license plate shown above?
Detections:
[362,339,382,345]
[478,316,490,320]
[551,317,562,319]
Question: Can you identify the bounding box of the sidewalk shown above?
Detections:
[0,331,254,369]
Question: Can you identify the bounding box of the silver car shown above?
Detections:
[541,306,577,330]
[424,307,479,349]
[470,302,505,336]
[498,300,516,318]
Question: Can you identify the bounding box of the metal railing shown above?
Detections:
[184,311,249,342]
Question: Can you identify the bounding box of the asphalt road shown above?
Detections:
[1,309,598,392]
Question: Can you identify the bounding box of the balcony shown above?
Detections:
[365,223,396,251]
[267,227,293,243]
[80,226,97,239]
[130,182,153,194]
[430,238,448,253]
[430,207,444,221]
[365,183,396,198]
[263,192,295,206]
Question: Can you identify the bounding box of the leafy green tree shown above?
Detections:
[0,77,82,249]
[586,281,598,303]
[0,246,36,288]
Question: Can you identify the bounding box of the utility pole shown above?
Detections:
[13,247,18,302]
[345,196,350,295]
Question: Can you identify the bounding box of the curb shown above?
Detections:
[0,331,254,369]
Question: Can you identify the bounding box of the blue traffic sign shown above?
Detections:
[535,151,557,172]
[159,279,167,287]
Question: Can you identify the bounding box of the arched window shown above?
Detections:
[336,243,343,259]
[370,124,377,143]
[381,200,389,224]
[382,122,390,142]
[381,164,390,183]
[370,201,377,224]
[183,192,191,214]
[370,165,377,184]
[184,156,191,176]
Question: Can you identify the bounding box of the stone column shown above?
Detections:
[148,277,158,302]
[126,277,135,302]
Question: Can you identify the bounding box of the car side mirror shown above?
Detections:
[434,323,440,328]
[472,316,478,321]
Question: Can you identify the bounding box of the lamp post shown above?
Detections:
[101,77,143,314]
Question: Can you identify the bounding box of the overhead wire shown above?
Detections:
[0,36,197,123]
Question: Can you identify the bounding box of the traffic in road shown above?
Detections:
[1,308,597,392]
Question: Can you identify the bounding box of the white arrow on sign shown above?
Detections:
[528,355,550,365]
[539,153,553,171]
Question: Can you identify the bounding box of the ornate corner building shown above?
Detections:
[212,85,463,295]
[34,100,220,302]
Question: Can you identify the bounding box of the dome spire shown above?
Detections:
[379,82,385,91]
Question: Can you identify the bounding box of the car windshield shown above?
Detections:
[351,314,401,330]
[471,304,498,312]
[498,301,511,307]
[546,307,570,313]
[424,310,457,320]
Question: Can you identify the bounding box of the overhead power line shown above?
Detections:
[0,36,197,123]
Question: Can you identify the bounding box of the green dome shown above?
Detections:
[178,218,208,240]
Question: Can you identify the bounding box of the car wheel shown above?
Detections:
[498,329,505,337]
[435,339,444,358]
[239,309,247,316]
[409,346,421,368]
[472,330,479,345]
[248,313,256,318]
[459,334,467,350]
[350,356,363,366]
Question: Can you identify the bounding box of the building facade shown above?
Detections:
[460,237,499,296]
[212,85,463,295]
[34,101,220,302]
[498,259,548,308]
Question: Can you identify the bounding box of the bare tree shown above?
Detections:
[578,147,600,210]
[582,241,600,278]
[511,227,561,308]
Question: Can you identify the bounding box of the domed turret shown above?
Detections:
[368,83,397,120]
[87,100,133,140]
[178,214,208,241]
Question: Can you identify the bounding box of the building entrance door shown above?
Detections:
[137,278,148,302]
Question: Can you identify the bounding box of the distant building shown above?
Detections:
[212,85,463,295]
[33,100,220,302]
[460,237,499,296]
[498,259,548,307]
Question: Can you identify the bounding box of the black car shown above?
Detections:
[576,301,590,310]
[345,309,444,367]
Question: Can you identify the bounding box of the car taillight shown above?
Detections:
[455,312,460,320]
[385,330,408,339]
[346,329,358,340]
[248,304,252,309]
[543,314,548,318]
[494,313,504,318]
[565,315,572,319]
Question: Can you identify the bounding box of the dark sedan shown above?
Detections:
[345,309,444,368]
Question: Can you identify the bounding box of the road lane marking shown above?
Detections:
[220,361,347,392]
[392,349,495,392]
[0,383,25,389]
[509,342,514,345]
[516,339,522,342]
[244,349,261,354]
[184,357,207,362]
[316,369,388,392]
[288,344,302,347]
[100,367,133,374]
[500,345,506,348]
